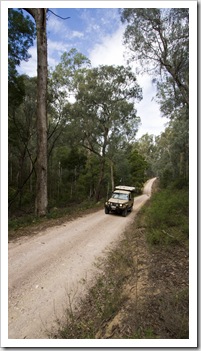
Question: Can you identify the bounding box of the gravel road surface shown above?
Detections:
[8,178,156,339]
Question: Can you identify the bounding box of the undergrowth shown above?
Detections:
[8,200,103,238]
[142,187,189,246]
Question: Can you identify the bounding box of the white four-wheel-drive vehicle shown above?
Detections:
[104,185,135,217]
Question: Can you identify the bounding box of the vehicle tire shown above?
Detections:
[105,207,109,214]
[122,208,127,217]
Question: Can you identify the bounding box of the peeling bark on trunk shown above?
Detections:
[95,128,108,202]
[25,8,48,216]
[35,9,48,216]
[110,160,114,192]
[95,157,105,202]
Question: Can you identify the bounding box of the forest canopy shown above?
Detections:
[8,7,189,216]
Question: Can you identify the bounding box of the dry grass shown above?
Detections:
[51,200,189,339]
[12,178,189,340]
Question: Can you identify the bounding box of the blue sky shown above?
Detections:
[2,1,196,141]
[46,8,123,68]
[18,6,170,139]
[47,8,121,57]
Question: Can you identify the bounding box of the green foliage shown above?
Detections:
[120,8,189,191]
[110,147,133,187]
[134,134,156,177]
[8,199,102,234]
[143,186,189,245]
[120,8,189,106]
[8,10,189,218]
[72,64,142,152]
[8,75,37,213]
[9,213,40,232]
[8,74,26,109]
[8,9,36,81]
[49,48,90,98]
[128,148,148,189]
[152,118,189,187]
[69,64,142,200]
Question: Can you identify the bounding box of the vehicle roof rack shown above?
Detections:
[115,185,135,192]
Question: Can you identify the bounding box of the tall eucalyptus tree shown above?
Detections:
[121,8,189,185]
[24,8,48,216]
[121,8,189,107]
[72,65,142,200]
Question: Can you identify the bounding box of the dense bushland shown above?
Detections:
[144,186,189,246]
[8,8,189,218]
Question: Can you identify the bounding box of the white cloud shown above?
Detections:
[72,31,84,38]
[18,45,37,77]
[48,39,71,67]
[18,40,64,77]
[17,16,168,139]
[89,26,168,138]
[89,26,125,67]
[135,75,169,138]
[48,39,68,53]
[18,37,72,76]
[136,99,168,139]
[47,15,66,35]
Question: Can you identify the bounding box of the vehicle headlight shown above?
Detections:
[120,204,123,207]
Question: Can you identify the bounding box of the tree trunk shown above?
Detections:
[35,9,48,216]
[95,157,105,202]
[95,127,108,201]
[25,9,48,216]
[110,160,114,192]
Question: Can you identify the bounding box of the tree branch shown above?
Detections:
[47,9,70,20]
[23,8,36,20]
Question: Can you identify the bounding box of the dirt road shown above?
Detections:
[8,178,156,339]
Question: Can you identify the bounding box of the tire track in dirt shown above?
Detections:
[8,178,156,339]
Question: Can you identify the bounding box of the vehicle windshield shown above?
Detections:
[112,192,129,200]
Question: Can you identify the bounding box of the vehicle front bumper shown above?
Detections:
[105,202,127,213]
